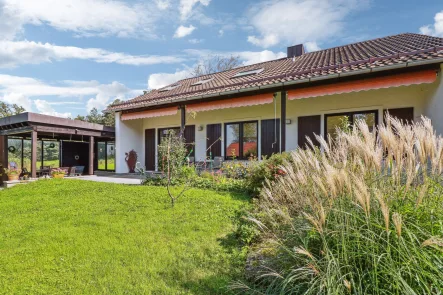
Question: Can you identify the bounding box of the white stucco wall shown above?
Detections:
[115,112,144,173]
[115,68,443,172]
[424,64,443,134]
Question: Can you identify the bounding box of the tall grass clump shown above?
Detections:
[232,116,443,294]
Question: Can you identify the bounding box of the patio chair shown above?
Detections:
[213,156,224,170]
[39,166,51,178]
[72,166,85,176]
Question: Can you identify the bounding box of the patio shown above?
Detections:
[0,112,115,185]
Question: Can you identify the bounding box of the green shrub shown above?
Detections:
[142,169,248,193]
[232,116,443,294]
[221,161,249,179]
[245,153,291,196]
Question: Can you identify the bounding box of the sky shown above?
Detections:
[0,0,442,118]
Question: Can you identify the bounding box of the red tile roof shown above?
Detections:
[109,33,443,111]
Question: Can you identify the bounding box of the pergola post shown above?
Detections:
[31,130,37,178]
[89,136,94,175]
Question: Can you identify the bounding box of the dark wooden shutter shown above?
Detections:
[145,129,156,171]
[384,107,414,124]
[298,115,321,149]
[261,119,280,158]
[206,124,222,158]
[184,125,195,157]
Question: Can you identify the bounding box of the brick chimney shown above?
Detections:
[287,44,305,58]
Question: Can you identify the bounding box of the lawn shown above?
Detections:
[0,180,249,294]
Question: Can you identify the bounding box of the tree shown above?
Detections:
[189,55,241,77]
[0,102,25,118]
[75,99,121,127]
[158,130,191,207]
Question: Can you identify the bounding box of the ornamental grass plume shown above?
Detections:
[232,115,443,295]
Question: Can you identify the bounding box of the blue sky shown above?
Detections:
[0,0,442,118]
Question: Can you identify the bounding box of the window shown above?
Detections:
[232,68,264,78]
[225,121,258,159]
[191,77,214,86]
[158,84,181,92]
[325,110,378,139]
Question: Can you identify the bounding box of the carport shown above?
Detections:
[0,112,115,179]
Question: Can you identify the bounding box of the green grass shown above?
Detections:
[98,159,115,171]
[0,180,249,294]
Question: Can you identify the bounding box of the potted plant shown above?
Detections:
[5,168,20,181]
[51,168,66,179]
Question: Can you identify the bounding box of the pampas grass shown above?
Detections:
[232,115,443,295]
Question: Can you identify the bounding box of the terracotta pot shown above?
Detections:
[8,174,19,181]
[53,174,65,179]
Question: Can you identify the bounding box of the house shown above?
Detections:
[108,33,443,173]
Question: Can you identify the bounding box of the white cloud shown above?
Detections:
[247,34,279,48]
[184,48,286,65]
[305,41,321,52]
[179,0,211,20]
[246,0,368,48]
[155,0,170,10]
[188,38,204,44]
[148,70,189,89]
[420,11,443,37]
[218,29,224,37]
[0,0,159,39]
[0,92,33,110]
[236,50,286,65]
[86,81,130,111]
[0,74,136,115]
[34,99,72,118]
[174,25,196,38]
[0,40,185,68]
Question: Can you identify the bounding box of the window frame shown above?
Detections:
[224,120,258,160]
[324,109,379,139]
[231,68,264,78]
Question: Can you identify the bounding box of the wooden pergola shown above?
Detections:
[0,112,115,178]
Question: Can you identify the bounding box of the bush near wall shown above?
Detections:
[142,167,248,194]
[232,116,443,295]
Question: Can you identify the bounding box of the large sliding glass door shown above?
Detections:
[7,137,60,171]
[97,141,115,171]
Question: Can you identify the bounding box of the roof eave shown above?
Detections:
[110,58,443,113]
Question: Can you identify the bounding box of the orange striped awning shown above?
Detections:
[187,94,274,113]
[121,107,178,121]
[288,70,437,100]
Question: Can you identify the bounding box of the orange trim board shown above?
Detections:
[288,70,437,100]
[121,107,178,121]
[186,94,274,113]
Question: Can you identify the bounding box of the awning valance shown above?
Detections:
[288,69,437,101]
[121,107,178,121]
[186,94,274,113]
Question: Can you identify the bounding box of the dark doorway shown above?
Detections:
[298,115,321,149]
[61,141,89,169]
[145,129,156,171]
[261,119,280,158]
[384,107,414,124]
[206,124,222,158]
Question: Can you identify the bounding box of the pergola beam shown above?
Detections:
[0,126,33,136]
